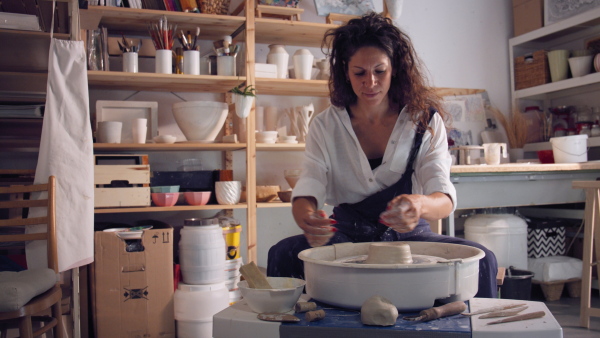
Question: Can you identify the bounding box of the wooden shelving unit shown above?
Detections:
[80,0,337,264]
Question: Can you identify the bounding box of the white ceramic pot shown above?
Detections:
[183,50,200,75]
[293,49,314,80]
[594,53,600,72]
[233,93,254,118]
[568,55,593,77]
[267,44,289,79]
[172,101,228,143]
[298,241,484,311]
[215,181,242,205]
[155,49,172,74]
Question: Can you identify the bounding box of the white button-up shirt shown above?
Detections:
[292,105,457,211]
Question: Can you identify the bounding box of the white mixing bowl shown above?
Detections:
[173,101,228,143]
[238,277,305,313]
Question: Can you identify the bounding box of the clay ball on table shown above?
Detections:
[361,295,398,326]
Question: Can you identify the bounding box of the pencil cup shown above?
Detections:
[123,52,138,73]
[183,50,200,75]
[132,118,147,144]
[217,55,236,76]
[155,49,172,74]
[97,121,122,144]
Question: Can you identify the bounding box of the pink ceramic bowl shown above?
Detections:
[151,192,180,207]
[184,191,211,206]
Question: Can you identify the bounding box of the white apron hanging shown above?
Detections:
[27,35,94,272]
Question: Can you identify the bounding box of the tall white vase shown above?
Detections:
[293,49,314,80]
[267,44,289,79]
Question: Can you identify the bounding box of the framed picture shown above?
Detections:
[258,0,300,7]
[544,0,600,26]
[313,0,376,16]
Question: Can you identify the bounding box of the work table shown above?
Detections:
[451,161,600,174]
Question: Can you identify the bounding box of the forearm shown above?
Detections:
[292,196,318,227]
[418,192,453,221]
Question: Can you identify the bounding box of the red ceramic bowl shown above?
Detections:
[537,150,555,164]
[151,192,180,207]
[184,191,211,206]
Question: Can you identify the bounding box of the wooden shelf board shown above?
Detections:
[95,203,248,214]
[80,6,246,41]
[255,78,329,96]
[257,201,291,208]
[256,143,305,151]
[87,71,246,93]
[255,18,337,47]
[94,142,247,152]
[0,72,47,93]
[0,29,69,40]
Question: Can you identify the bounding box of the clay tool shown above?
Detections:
[305,309,326,322]
[461,303,526,316]
[257,313,300,322]
[479,305,528,319]
[486,311,545,325]
[403,301,467,322]
[295,302,317,313]
[239,261,272,289]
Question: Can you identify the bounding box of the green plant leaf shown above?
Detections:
[230,84,256,97]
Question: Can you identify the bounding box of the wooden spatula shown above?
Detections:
[239,262,272,289]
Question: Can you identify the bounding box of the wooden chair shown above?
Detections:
[0,176,64,338]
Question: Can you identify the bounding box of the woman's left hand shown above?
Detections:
[379,194,423,233]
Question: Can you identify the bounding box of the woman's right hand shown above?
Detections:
[292,197,337,247]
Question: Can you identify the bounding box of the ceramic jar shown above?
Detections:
[293,49,314,80]
[594,53,600,72]
[267,44,289,79]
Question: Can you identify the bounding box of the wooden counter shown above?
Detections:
[451,161,600,174]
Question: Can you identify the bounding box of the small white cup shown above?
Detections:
[155,49,172,74]
[215,181,242,205]
[132,118,147,144]
[97,121,122,143]
[183,50,200,75]
[483,143,507,165]
[123,52,138,73]
[217,55,236,76]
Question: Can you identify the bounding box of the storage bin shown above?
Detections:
[514,50,550,90]
[500,267,534,300]
[527,218,567,258]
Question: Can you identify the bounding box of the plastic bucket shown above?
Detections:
[222,224,242,260]
[179,219,226,284]
[464,214,528,270]
[174,282,229,338]
[550,134,588,163]
[500,267,534,300]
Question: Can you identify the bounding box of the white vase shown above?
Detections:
[267,44,289,79]
[293,49,314,80]
[215,181,242,205]
[233,93,254,118]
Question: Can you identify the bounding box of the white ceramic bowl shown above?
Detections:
[568,55,593,77]
[238,277,306,313]
[172,101,228,143]
[153,134,177,144]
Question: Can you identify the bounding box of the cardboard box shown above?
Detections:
[93,225,175,338]
[513,0,544,36]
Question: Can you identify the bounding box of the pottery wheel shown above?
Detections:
[333,254,441,265]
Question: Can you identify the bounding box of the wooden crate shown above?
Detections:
[94,154,150,208]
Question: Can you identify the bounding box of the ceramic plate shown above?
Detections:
[103,228,129,232]
[117,230,144,239]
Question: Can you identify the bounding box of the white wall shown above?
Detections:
[86,0,514,268]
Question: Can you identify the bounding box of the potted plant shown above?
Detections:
[230,84,256,118]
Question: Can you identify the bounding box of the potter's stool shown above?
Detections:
[213,296,562,338]
[571,181,600,328]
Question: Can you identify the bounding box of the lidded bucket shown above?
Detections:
[464,213,528,270]
[549,134,588,163]
[179,217,225,284]
[174,282,229,338]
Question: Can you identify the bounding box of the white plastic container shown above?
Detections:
[549,134,588,163]
[464,213,528,270]
[174,282,229,338]
[179,218,226,284]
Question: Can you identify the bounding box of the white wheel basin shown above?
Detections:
[298,241,484,311]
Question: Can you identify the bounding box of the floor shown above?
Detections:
[530,285,600,337]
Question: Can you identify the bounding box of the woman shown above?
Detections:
[267,12,498,298]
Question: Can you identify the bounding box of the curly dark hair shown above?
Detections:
[322,12,446,130]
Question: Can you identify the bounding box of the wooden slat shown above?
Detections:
[0,183,48,194]
[0,199,48,209]
[0,233,47,242]
[0,216,48,227]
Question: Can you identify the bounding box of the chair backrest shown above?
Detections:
[0,176,57,273]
